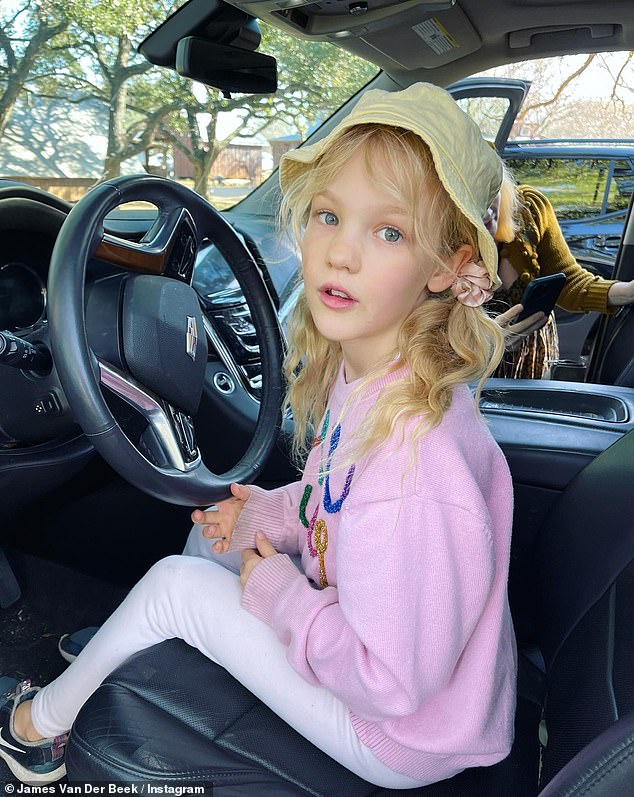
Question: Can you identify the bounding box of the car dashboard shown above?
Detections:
[1,180,633,509]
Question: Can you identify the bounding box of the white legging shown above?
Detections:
[31,524,424,789]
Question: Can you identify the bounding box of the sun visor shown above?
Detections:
[353,2,481,70]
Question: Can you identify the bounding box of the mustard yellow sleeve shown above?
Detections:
[520,186,617,314]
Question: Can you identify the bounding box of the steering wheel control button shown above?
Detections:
[213,371,236,395]
[166,406,199,463]
[34,392,62,417]
[164,210,197,283]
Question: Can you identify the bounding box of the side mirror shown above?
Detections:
[175,36,277,95]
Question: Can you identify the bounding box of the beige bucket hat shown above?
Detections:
[279,83,502,289]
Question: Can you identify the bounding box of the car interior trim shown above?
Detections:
[202,314,260,403]
[98,359,200,473]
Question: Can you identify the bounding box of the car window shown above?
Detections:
[612,160,634,207]
[505,154,634,267]
[455,96,511,142]
[0,3,377,210]
[506,156,634,219]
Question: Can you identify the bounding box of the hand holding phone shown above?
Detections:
[516,273,566,322]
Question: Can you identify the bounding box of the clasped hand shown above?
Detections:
[240,532,278,587]
[191,482,278,587]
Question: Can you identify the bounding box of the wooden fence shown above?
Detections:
[0,176,97,203]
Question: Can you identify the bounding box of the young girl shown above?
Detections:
[0,83,516,789]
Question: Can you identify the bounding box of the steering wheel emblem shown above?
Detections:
[186,315,198,361]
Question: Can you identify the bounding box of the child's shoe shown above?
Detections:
[0,678,67,782]
[58,626,99,663]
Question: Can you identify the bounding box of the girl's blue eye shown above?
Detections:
[379,226,402,243]
[318,211,338,226]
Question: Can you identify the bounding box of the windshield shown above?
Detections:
[0,1,377,210]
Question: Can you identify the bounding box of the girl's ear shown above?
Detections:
[426,245,474,293]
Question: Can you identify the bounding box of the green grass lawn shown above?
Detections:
[506,156,633,219]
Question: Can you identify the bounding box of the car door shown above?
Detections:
[586,196,634,386]
[447,77,531,150]
[449,78,634,380]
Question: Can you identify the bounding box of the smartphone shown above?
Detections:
[516,273,566,322]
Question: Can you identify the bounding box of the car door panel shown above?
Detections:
[553,308,599,363]
[587,203,634,384]
[480,378,634,641]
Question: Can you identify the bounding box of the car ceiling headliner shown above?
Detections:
[221,0,634,86]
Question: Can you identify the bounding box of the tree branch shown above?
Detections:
[610,52,633,102]
[518,53,597,120]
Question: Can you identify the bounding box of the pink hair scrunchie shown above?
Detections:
[450,261,494,307]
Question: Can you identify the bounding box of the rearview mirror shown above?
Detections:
[175,36,277,94]
[139,0,278,96]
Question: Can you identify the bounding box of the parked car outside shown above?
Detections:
[504,139,634,272]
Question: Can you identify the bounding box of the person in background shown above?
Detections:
[488,168,634,379]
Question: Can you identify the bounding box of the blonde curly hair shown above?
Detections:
[279,124,505,467]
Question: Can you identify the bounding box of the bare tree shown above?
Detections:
[484,52,634,139]
[512,54,597,137]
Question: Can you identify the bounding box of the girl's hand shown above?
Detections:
[496,303,547,351]
[191,482,251,554]
[240,532,278,587]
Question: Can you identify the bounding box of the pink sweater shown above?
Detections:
[230,365,516,784]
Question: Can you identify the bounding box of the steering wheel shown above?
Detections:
[47,174,284,506]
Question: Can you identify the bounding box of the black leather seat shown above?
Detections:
[65,428,634,796]
[65,639,543,796]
